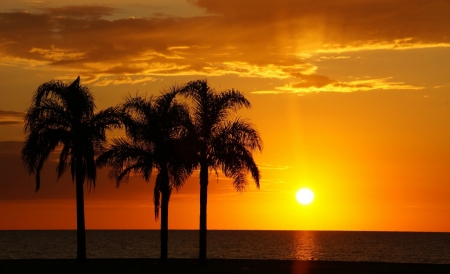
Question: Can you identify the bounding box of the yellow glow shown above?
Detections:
[296,188,314,205]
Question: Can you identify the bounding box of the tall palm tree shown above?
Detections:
[97,88,195,261]
[21,77,122,263]
[180,79,263,263]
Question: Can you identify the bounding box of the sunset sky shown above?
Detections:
[1,0,450,232]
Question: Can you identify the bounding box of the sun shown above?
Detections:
[296,188,314,205]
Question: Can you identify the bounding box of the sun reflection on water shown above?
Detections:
[294,230,317,261]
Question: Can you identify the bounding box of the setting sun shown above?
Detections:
[296,188,314,205]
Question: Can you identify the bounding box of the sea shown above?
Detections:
[1,230,450,264]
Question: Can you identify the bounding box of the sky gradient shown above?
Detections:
[1,0,450,231]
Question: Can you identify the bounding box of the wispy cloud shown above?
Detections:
[93,76,157,86]
[258,163,291,170]
[315,56,350,61]
[318,38,450,53]
[253,78,424,94]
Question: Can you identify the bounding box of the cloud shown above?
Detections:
[29,46,85,62]
[318,38,450,53]
[258,163,291,170]
[0,110,24,125]
[93,76,156,86]
[253,77,424,94]
[191,0,450,48]
[315,56,350,61]
[0,1,448,90]
[42,5,116,19]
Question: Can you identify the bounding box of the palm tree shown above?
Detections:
[180,79,263,263]
[96,88,195,261]
[21,77,122,263]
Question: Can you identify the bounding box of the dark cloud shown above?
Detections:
[0,141,199,201]
[0,1,448,90]
[191,0,450,44]
[291,75,337,89]
[0,121,22,125]
[0,110,24,117]
[0,110,24,125]
[42,5,116,19]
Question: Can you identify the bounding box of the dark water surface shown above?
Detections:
[1,230,449,264]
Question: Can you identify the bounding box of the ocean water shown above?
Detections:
[1,230,450,264]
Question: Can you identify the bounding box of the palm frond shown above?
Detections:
[97,137,155,185]
[21,130,62,191]
[180,80,262,191]
[32,80,68,107]
[211,119,262,190]
[90,106,124,132]
[22,76,118,192]
[85,144,97,189]
[153,176,161,219]
[56,143,71,180]
[98,88,195,220]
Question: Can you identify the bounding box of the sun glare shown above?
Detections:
[296,188,314,205]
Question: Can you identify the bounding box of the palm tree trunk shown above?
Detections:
[160,186,170,261]
[75,157,87,263]
[199,160,208,264]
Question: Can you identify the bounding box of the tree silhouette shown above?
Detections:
[180,79,262,263]
[97,88,195,261]
[21,77,122,263]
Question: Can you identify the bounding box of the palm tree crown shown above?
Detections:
[21,76,122,263]
[180,79,263,262]
[97,87,195,260]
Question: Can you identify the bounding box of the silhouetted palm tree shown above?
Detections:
[180,80,262,263]
[97,88,195,261]
[21,77,122,263]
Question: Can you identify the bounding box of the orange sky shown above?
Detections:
[1,0,450,231]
